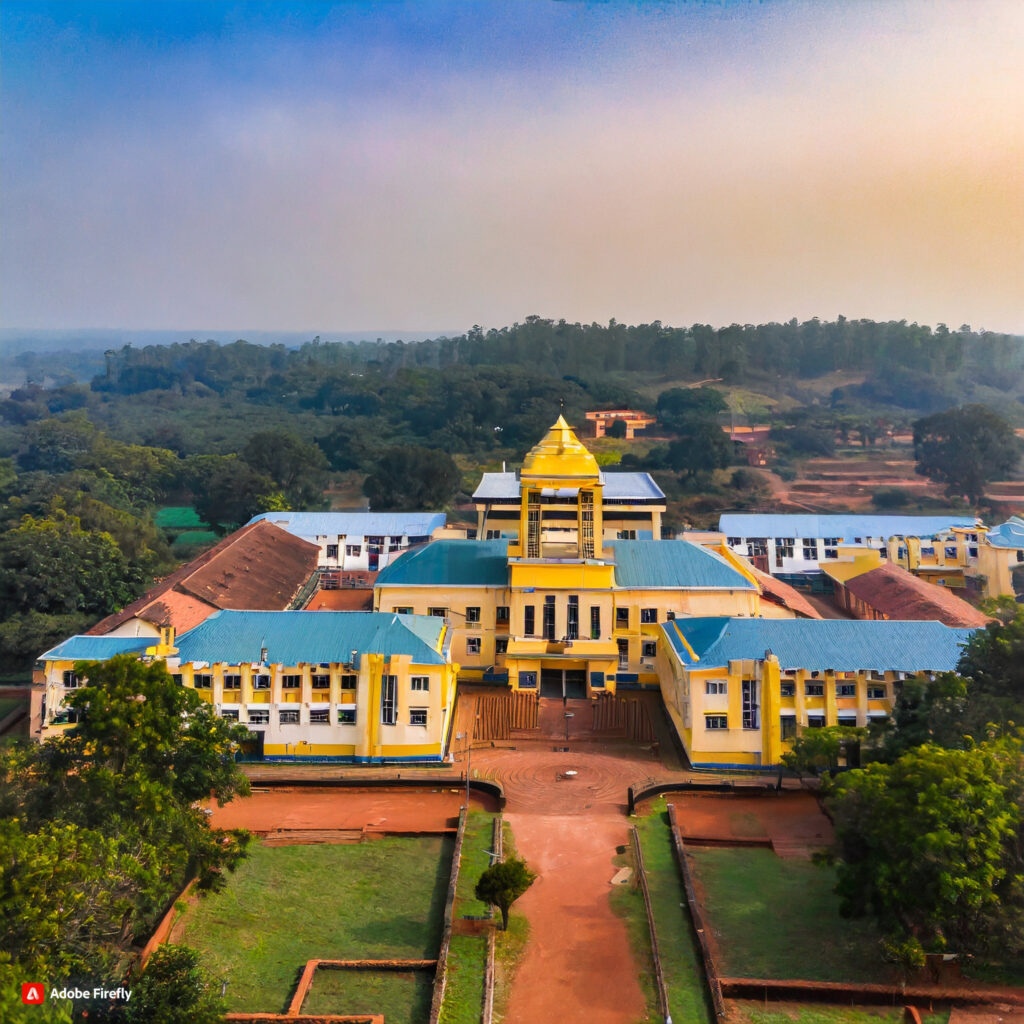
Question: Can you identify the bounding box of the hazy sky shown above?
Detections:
[2,0,1022,334]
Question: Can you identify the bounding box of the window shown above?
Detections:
[339,673,356,691]
[171,674,183,686]
[616,607,629,627]
[641,641,657,659]
[705,680,727,695]
[466,606,481,623]
[945,546,957,558]
[346,544,361,556]
[805,682,824,697]
[312,674,330,689]
[518,671,537,689]
[968,546,978,558]
[824,548,839,560]
[410,708,428,726]
[223,674,241,690]
[282,674,301,689]
[338,709,357,725]
[617,529,637,540]
[747,538,768,558]
[193,673,212,688]
[326,544,338,558]
[726,536,742,546]
[466,637,482,655]
[248,709,270,725]
[802,540,818,560]
[252,675,271,690]
[279,709,299,724]
[807,714,826,728]
[867,685,886,700]
[836,683,856,698]
[775,538,795,559]
[496,606,510,624]
[640,608,657,624]
[617,638,629,669]
[310,708,330,725]
[742,680,760,729]
[220,710,239,721]
[381,674,398,725]
[781,716,797,740]
[428,607,447,618]
[393,606,413,615]
[524,606,535,635]
[495,638,509,655]
[705,715,728,730]
[486,529,502,540]
[63,671,80,688]
[590,606,601,639]
[567,596,579,640]
[780,681,795,698]
[411,676,429,691]
[542,596,555,640]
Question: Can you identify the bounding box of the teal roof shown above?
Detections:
[175,610,448,666]
[661,617,975,673]
[608,540,756,590]
[376,539,510,588]
[41,635,154,661]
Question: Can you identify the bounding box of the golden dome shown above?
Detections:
[521,416,601,481]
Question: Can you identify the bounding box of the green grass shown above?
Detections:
[455,810,497,917]
[155,506,204,529]
[735,1005,948,1024]
[688,847,890,983]
[303,968,433,1022]
[177,838,452,1013]
[171,529,219,551]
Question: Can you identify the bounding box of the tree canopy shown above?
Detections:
[474,857,536,930]
[363,446,461,510]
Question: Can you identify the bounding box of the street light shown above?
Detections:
[563,711,574,742]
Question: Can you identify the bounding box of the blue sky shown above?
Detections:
[2,1,1022,334]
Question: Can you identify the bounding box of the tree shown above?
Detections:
[656,387,726,434]
[125,945,226,1024]
[363,446,461,510]
[187,455,284,533]
[868,672,968,762]
[913,404,1020,504]
[242,430,328,508]
[826,739,1024,960]
[474,857,536,930]
[606,418,628,439]
[664,422,731,482]
[781,725,866,776]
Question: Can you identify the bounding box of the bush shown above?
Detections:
[872,487,910,509]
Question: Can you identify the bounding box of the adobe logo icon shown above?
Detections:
[22,983,45,1005]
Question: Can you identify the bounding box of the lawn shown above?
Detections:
[688,847,890,983]
[733,1004,948,1024]
[176,838,452,1013]
[303,967,434,1022]
[155,506,205,529]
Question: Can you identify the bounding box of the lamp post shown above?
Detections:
[564,711,574,742]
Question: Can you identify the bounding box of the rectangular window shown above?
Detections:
[326,544,338,558]
[807,715,826,728]
[640,608,657,624]
[193,673,212,688]
[220,710,239,722]
[281,674,301,689]
[466,606,481,624]
[409,708,428,726]
[867,685,886,700]
[340,674,357,691]
[617,638,629,669]
[486,529,502,540]
[616,607,629,627]
[495,637,509,655]
[524,605,535,635]
[279,709,300,724]
[705,680,727,695]
[171,674,183,686]
[394,606,413,615]
[805,682,824,697]
[969,546,978,558]
[567,596,579,640]
[742,680,760,729]
[780,681,795,698]
[726,536,742,546]
[781,716,797,741]
[775,538,795,560]
[747,538,768,558]
[836,683,856,698]
[312,674,330,689]
[802,540,818,560]
[248,709,270,725]
[223,674,242,690]
[338,709,357,725]
[381,674,398,725]
[252,675,271,690]
[617,529,637,540]
[310,708,330,724]
[641,640,657,658]
[705,715,728,730]
[590,606,601,640]
[63,671,80,688]
[945,546,958,558]
[518,671,537,689]
[542,596,556,640]
[346,544,361,556]
[495,605,510,624]
[466,637,482,655]
[411,676,429,691]
[428,607,447,618]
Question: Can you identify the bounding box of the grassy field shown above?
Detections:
[732,1005,948,1024]
[177,838,452,1013]
[688,847,889,983]
[303,967,433,1022]
[155,506,205,529]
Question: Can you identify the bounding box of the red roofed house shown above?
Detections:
[585,409,656,439]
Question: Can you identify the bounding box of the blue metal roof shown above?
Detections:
[718,513,978,542]
[41,635,154,661]
[247,511,446,539]
[608,540,756,590]
[660,617,975,672]
[175,610,448,666]
[986,517,1024,550]
[376,540,510,588]
[473,472,664,501]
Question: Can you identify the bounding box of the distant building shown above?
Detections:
[585,409,656,439]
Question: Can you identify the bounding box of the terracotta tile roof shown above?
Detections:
[843,562,991,628]
[305,589,374,611]
[89,521,320,635]
[749,566,822,619]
